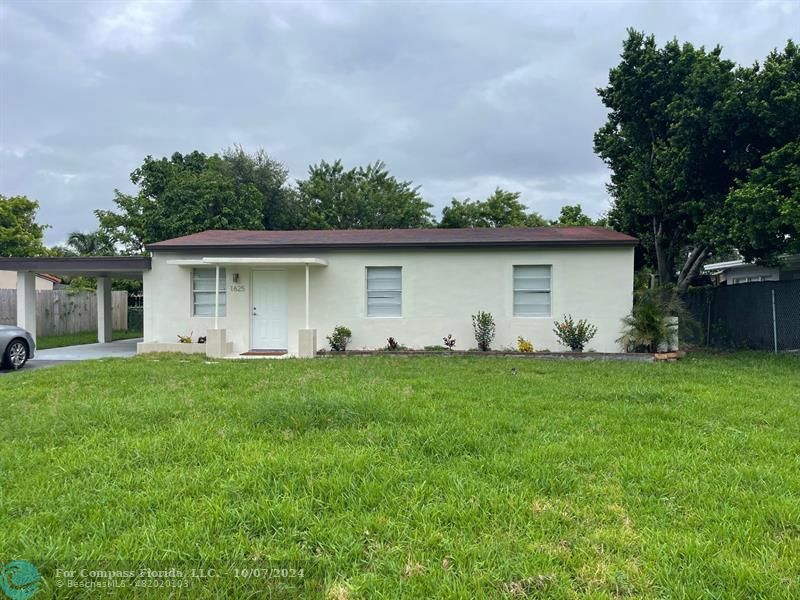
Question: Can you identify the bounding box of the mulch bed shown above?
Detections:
[317,350,685,362]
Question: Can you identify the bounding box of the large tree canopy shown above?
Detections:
[222,145,300,230]
[0,194,49,257]
[96,151,266,252]
[720,142,800,263]
[713,42,800,263]
[296,160,433,229]
[439,188,546,228]
[596,32,799,289]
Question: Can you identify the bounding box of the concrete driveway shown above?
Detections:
[2,338,140,373]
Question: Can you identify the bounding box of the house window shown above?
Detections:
[366,267,401,317]
[192,268,226,316]
[513,265,551,316]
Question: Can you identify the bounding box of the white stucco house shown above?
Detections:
[137,227,637,356]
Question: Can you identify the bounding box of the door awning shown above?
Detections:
[166,257,328,267]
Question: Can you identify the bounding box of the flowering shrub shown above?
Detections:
[326,325,352,351]
[553,315,597,351]
[517,336,534,352]
[472,311,496,351]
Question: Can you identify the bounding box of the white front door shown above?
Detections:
[251,270,288,350]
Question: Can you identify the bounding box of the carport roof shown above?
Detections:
[0,256,151,279]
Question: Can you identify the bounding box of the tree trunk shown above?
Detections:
[676,245,709,292]
[652,217,671,284]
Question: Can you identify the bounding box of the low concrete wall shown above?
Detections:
[205,329,234,358]
[137,330,233,357]
[298,329,317,358]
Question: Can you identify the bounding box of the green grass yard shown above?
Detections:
[35,329,143,350]
[1,353,798,598]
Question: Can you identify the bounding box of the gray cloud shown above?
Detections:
[1,0,796,244]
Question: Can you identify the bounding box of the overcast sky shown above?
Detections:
[1,0,796,244]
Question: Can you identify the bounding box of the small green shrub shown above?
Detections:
[472,311,496,351]
[424,345,448,351]
[327,326,352,351]
[386,337,400,351]
[517,336,534,352]
[553,315,597,351]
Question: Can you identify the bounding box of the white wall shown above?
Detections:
[144,246,634,354]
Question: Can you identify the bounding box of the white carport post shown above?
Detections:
[16,271,37,343]
[96,276,113,343]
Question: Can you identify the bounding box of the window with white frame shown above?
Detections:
[366,266,402,317]
[513,265,551,316]
[192,268,226,316]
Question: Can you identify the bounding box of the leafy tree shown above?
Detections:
[96,151,264,252]
[596,32,799,289]
[438,198,482,228]
[47,244,78,257]
[551,204,599,226]
[222,145,301,230]
[296,160,433,229]
[0,194,49,256]
[712,42,800,263]
[595,30,738,289]
[439,188,546,228]
[719,142,800,262]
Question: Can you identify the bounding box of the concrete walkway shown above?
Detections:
[0,338,141,374]
[33,337,141,361]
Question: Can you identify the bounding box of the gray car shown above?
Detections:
[0,325,35,369]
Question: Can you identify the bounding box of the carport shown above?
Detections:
[0,257,150,343]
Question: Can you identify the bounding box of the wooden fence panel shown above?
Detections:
[0,289,128,336]
[0,290,14,326]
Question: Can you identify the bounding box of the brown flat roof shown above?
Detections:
[0,256,151,279]
[146,227,637,251]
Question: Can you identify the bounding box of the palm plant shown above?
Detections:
[66,231,114,256]
[617,285,690,352]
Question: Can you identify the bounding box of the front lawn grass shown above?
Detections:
[35,329,143,350]
[1,353,798,598]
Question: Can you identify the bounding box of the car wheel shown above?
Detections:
[5,339,29,370]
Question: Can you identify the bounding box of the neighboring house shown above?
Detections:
[703,255,800,285]
[140,227,637,356]
[0,270,60,290]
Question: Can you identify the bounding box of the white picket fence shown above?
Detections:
[0,289,128,336]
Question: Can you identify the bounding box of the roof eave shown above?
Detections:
[146,240,638,252]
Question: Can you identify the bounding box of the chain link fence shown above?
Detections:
[127,292,144,332]
[685,280,800,351]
